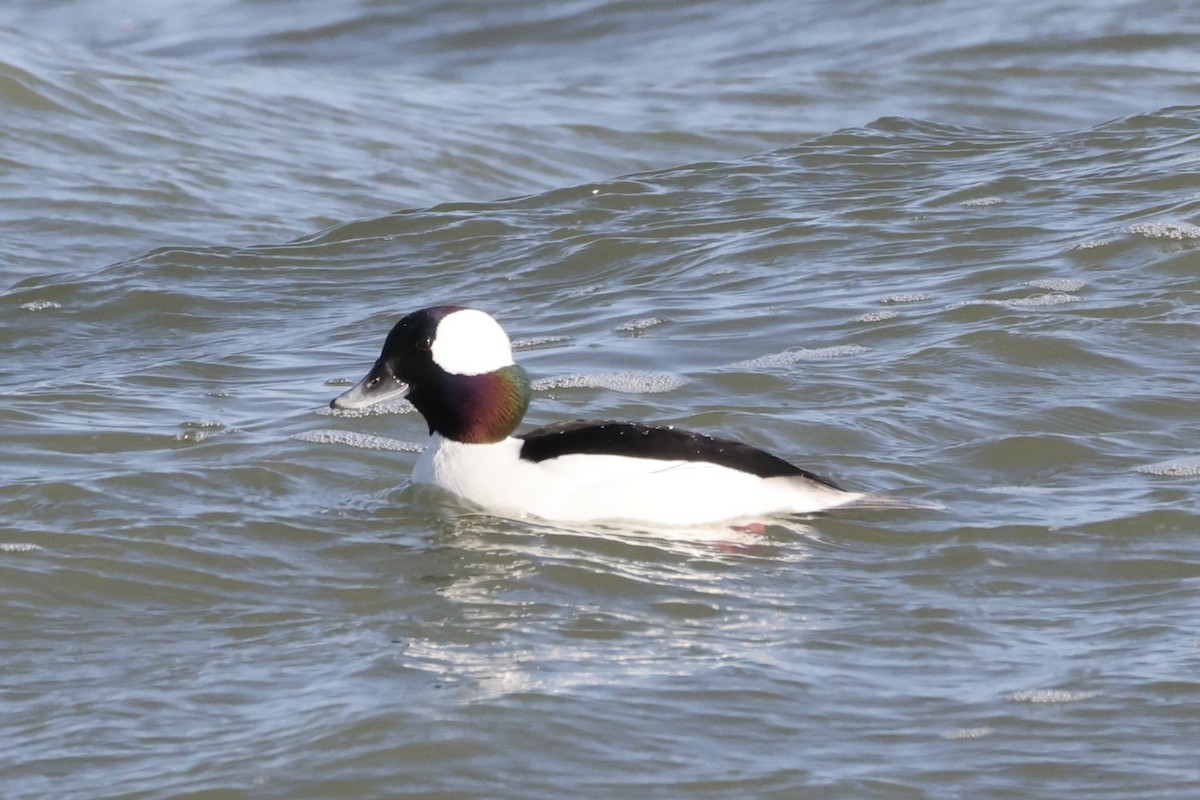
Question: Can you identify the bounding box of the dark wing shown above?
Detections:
[517,419,843,489]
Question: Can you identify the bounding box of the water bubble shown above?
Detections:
[1009,689,1099,703]
[1126,221,1200,240]
[293,429,425,452]
[532,371,685,393]
[732,345,867,369]
[853,310,900,323]
[0,543,43,553]
[319,399,415,417]
[1136,456,1200,477]
[617,316,669,332]
[960,196,1003,207]
[1028,278,1085,292]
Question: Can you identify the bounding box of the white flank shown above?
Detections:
[431,309,515,376]
[411,435,860,526]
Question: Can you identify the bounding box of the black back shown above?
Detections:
[518,419,843,489]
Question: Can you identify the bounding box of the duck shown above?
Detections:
[330,305,891,526]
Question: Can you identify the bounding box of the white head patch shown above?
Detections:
[430,309,515,376]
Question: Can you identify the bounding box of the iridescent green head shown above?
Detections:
[331,306,531,443]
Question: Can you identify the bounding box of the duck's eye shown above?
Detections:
[416,336,433,351]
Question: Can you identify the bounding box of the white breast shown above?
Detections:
[412,435,861,526]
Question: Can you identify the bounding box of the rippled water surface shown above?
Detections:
[3,2,1200,798]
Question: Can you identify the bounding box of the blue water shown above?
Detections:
[2,2,1199,798]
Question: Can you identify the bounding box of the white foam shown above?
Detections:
[947,293,1081,310]
[176,420,225,443]
[943,727,994,740]
[881,293,933,305]
[532,371,685,393]
[853,310,900,323]
[960,196,1003,207]
[1028,278,1085,292]
[293,429,425,452]
[319,398,414,417]
[1004,292,1081,307]
[1136,456,1200,477]
[0,543,43,552]
[512,335,570,350]
[181,420,224,430]
[617,316,669,332]
[981,485,1058,496]
[21,300,61,311]
[732,345,867,369]
[1009,689,1099,704]
[1069,238,1114,250]
[1127,221,1200,240]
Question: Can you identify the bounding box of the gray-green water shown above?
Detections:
[3,2,1199,798]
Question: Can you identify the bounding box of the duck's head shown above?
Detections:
[331,306,531,443]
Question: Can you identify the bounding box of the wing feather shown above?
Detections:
[518,419,843,489]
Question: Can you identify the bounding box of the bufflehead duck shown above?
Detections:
[331,306,882,526]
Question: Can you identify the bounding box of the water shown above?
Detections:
[3,2,1200,798]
